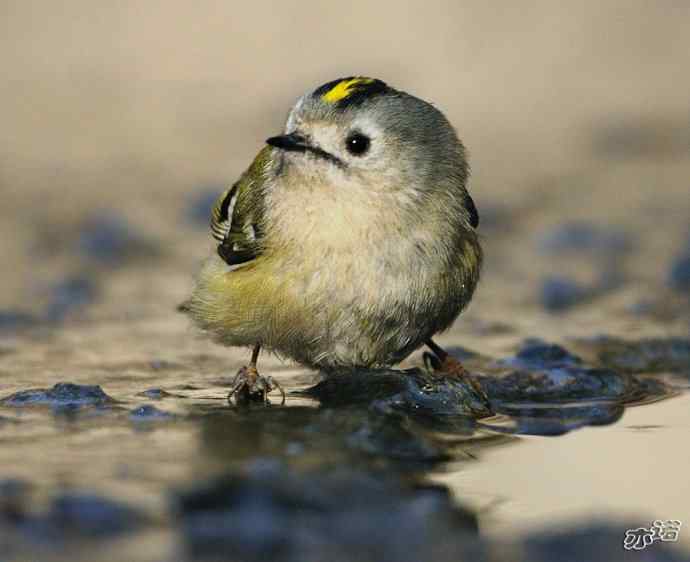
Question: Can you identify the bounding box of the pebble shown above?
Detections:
[539,276,590,312]
[506,339,583,369]
[45,277,98,322]
[305,367,492,419]
[137,388,173,400]
[575,336,690,375]
[538,221,631,257]
[0,310,38,333]
[77,212,157,265]
[1,383,114,408]
[186,187,224,226]
[668,254,690,293]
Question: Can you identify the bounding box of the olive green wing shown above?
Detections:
[210,147,271,267]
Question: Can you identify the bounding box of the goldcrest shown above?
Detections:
[183,77,482,401]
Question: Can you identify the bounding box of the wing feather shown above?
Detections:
[210,182,239,243]
[209,148,270,267]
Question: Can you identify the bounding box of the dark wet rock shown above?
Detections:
[305,368,492,419]
[539,276,590,312]
[174,463,482,562]
[480,367,635,403]
[503,339,583,369]
[487,339,641,403]
[538,221,632,257]
[45,276,98,322]
[77,212,157,265]
[474,339,677,434]
[0,310,38,333]
[669,254,690,293]
[1,383,114,408]
[129,404,175,421]
[297,369,491,458]
[137,387,173,400]
[575,336,690,375]
[48,493,147,538]
[186,187,224,226]
[305,370,410,406]
[523,520,689,562]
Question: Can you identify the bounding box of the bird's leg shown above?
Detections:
[424,338,464,374]
[424,338,487,399]
[227,344,285,405]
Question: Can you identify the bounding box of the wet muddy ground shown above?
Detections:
[2,2,690,560]
[1,185,688,561]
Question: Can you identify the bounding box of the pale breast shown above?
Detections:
[273,189,455,330]
[265,178,435,304]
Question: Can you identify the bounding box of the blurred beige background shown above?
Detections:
[1,0,688,317]
[3,1,688,190]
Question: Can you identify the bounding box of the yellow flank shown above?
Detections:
[322,77,373,103]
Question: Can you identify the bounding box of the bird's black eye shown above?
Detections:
[345,133,370,156]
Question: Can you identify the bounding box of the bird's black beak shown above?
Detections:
[266,132,309,153]
[266,132,345,168]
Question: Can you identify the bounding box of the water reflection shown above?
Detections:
[0,335,685,561]
[184,341,682,561]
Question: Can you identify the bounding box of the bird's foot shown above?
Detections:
[423,352,488,401]
[227,365,286,405]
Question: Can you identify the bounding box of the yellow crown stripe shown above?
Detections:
[322,77,374,103]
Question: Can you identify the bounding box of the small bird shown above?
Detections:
[184,77,482,403]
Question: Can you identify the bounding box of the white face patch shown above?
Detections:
[345,116,384,166]
[285,95,306,132]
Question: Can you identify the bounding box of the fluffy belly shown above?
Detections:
[262,242,471,368]
[189,187,481,369]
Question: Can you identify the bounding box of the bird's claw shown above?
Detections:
[423,351,488,401]
[227,366,286,405]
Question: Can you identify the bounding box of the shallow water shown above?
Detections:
[2,186,689,562]
[1,318,688,561]
[2,169,689,562]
